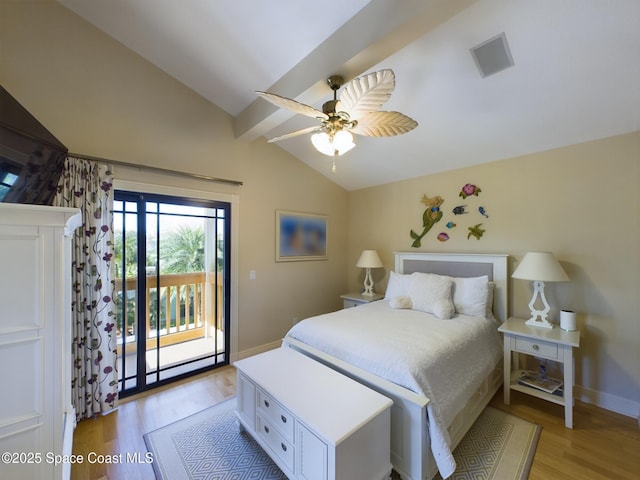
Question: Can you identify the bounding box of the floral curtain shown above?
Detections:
[54,156,118,421]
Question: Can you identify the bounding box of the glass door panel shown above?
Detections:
[114,192,230,397]
[113,199,141,392]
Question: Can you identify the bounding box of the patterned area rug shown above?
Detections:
[144,398,540,480]
[434,406,540,480]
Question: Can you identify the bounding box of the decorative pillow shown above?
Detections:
[385,271,413,299]
[389,295,413,309]
[452,275,490,317]
[409,272,454,319]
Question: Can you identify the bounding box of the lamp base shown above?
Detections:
[525,317,554,329]
[362,268,375,296]
[524,280,554,328]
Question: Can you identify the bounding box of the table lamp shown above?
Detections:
[356,250,383,296]
[512,251,569,328]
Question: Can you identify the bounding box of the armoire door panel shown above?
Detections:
[0,336,43,422]
[0,234,43,331]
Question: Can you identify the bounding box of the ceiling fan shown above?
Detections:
[256,69,418,171]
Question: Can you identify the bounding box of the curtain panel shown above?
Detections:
[54,156,118,421]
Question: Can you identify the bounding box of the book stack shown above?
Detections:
[518,371,563,394]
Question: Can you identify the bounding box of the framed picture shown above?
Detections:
[276,210,328,262]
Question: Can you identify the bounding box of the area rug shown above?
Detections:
[433,406,541,480]
[144,398,540,480]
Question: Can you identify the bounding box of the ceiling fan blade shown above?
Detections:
[338,69,396,120]
[256,91,328,120]
[350,111,418,137]
[267,125,324,143]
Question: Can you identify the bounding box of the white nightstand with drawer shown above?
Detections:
[498,317,580,428]
[340,292,384,309]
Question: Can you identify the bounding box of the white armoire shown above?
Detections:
[0,203,81,480]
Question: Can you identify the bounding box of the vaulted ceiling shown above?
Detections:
[58,0,639,190]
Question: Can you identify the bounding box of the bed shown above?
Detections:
[282,252,508,480]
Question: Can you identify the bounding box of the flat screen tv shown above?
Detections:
[0,85,67,205]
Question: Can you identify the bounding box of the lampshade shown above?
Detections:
[512,252,569,282]
[513,251,568,329]
[311,130,355,157]
[356,250,383,268]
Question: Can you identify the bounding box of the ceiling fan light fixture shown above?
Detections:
[257,68,417,170]
[311,131,333,155]
[311,130,355,157]
[334,130,355,152]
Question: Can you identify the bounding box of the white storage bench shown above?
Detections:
[234,347,393,480]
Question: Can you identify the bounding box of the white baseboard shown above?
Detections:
[231,340,281,363]
[576,385,640,420]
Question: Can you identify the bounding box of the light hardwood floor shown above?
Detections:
[71,366,236,480]
[71,366,639,480]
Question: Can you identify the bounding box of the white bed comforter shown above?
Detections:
[284,300,502,478]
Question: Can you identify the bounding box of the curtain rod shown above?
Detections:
[68,152,243,187]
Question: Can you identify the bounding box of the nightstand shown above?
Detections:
[498,317,580,428]
[340,292,384,309]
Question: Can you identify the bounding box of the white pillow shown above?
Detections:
[385,271,412,299]
[409,272,454,319]
[452,275,489,317]
[389,295,413,309]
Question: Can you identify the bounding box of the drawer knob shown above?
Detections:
[281,443,287,452]
[532,344,540,351]
[264,425,270,434]
[281,415,287,424]
[264,399,270,408]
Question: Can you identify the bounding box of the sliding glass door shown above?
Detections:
[113,191,230,396]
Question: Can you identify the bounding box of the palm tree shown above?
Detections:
[113,231,142,336]
[160,225,205,274]
[159,225,206,328]
[113,230,140,278]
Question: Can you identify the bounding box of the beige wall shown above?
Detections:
[348,131,640,416]
[0,0,349,356]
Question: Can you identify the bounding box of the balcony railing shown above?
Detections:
[114,272,224,355]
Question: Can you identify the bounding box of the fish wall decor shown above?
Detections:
[452,205,468,215]
[408,182,489,245]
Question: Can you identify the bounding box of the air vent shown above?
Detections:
[470,32,514,78]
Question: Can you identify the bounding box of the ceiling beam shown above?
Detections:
[233,0,478,141]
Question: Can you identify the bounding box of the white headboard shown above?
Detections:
[394,252,508,323]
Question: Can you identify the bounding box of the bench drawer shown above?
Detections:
[258,388,294,442]
[514,337,558,359]
[257,414,294,472]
